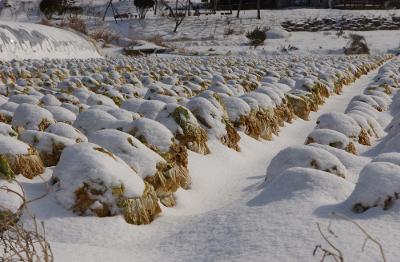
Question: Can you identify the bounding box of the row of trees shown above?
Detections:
[39,0,262,33]
[133,0,261,32]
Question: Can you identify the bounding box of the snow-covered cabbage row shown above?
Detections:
[266,58,400,215]
[347,61,400,213]
[0,54,391,225]
[0,22,101,60]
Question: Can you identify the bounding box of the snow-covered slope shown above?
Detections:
[0,21,101,60]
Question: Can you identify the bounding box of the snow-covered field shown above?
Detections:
[1,5,400,262]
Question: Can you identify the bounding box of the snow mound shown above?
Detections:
[120,117,174,153]
[381,133,400,154]
[54,143,145,211]
[45,122,87,143]
[44,106,76,124]
[19,130,76,166]
[266,145,347,183]
[347,162,400,213]
[0,180,23,214]
[0,135,44,179]
[73,109,117,135]
[316,112,361,139]
[88,129,165,179]
[0,122,17,137]
[53,142,162,224]
[308,143,369,182]
[0,135,29,155]
[266,26,291,39]
[11,103,54,131]
[306,128,356,153]
[259,167,354,204]
[155,104,210,154]
[0,22,100,60]
[373,153,400,166]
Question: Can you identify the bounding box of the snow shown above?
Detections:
[73,109,117,134]
[266,26,291,39]
[263,167,354,204]
[44,106,77,123]
[41,94,62,106]
[0,135,29,155]
[346,161,400,212]
[88,129,165,178]
[265,145,348,183]
[7,57,397,262]
[307,143,369,182]
[121,118,174,153]
[11,103,54,130]
[186,96,228,140]
[0,21,100,60]
[373,152,400,166]
[221,96,251,122]
[381,133,400,153]
[0,101,19,112]
[9,94,40,105]
[136,99,166,119]
[19,130,75,154]
[45,122,88,142]
[0,179,23,213]
[306,128,351,150]
[0,122,17,137]
[316,112,361,139]
[0,8,399,261]
[53,142,145,210]
[86,93,117,108]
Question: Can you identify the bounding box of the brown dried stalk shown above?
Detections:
[331,212,386,262]
[314,212,387,262]
[0,177,53,261]
[313,222,344,262]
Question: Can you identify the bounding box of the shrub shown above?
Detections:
[224,27,235,36]
[63,15,87,34]
[134,0,155,19]
[39,0,77,19]
[344,34,370,55]
[38,17,51,26]
[147,34,166,47]
[90,29,120,45]
[39,0,64,19]
[246,26,267,48]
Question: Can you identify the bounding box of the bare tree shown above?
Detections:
[154,0,158,15]
[257,0,260,19]
[236,0,242,18]
[213,0,218,12]
[134,0,155,19]
[160,0,188,33]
